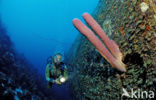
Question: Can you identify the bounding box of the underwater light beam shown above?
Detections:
[72,13,126,72]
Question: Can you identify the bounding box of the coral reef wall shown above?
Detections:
[68,0,156,99]
[0,19,59,100]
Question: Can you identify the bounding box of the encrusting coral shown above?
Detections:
[68,0,156,99]
[73,13,126,72]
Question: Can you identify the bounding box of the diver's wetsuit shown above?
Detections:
[45,60,68,88]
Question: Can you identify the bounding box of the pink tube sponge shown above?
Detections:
[83,13,122,61]
[72,13,126,72]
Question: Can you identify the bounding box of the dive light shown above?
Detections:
[60,77,66,83]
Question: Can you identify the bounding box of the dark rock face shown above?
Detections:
[68,0,156,99]
[0,20,55,100]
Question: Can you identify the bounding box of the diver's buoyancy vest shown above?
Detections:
[49,62,65,79]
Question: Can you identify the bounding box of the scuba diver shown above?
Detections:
[45,53,68,88]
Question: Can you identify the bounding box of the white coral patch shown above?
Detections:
[102,19,112,37]
[140,2,149,13]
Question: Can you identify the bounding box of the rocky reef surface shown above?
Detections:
[0,20,60,100]
[68,0,156,99]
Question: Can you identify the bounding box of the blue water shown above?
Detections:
[0,0,98,99]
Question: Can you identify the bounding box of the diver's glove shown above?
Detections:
[55,79,62,85]
[54,76,66,85]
